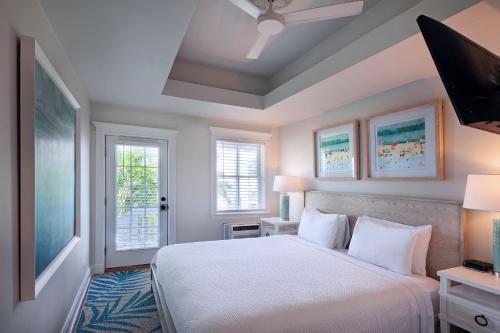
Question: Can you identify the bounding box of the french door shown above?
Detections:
[105,136,168,268]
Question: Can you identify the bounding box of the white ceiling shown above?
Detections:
[176,0,381,78]
[39,0,497,127]
[40,0,199,109]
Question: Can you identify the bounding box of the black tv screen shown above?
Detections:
[417,15,500,134]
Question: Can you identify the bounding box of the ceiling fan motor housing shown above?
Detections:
[257,10,285,35]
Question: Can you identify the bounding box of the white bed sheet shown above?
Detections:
[154,235,437,333]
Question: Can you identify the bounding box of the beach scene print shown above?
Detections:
[319,132,351,173]
[376,118,426,170]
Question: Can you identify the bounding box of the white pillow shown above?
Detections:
[298,208,341,249]
[359,216,432,275]
[318,212,350,248]
[347,218,418,275]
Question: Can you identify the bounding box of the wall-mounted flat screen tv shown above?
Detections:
[417,15,500,134]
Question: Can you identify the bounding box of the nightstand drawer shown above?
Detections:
[260,218,300,237]
[261,224,298,236]
[447,299,500,332]
[438,267,500,333]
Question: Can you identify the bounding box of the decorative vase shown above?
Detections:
[279,193,289,221]
[494,219,500,277]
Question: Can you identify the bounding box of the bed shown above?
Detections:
[151,192,465,333]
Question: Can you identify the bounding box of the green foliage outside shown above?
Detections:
[115,146,159,230]
[217,180,234,208]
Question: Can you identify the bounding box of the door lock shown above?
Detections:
[160,197,168,211]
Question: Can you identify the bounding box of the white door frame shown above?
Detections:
[105,136,168,268]
[93,122,177,274]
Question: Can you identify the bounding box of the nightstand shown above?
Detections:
[260,217,300,237]
[438,267,500,333]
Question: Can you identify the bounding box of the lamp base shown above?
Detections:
[279,193,290,221]
[494,219,500,277]
[495,271,500,278]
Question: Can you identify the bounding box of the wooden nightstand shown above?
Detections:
[438,267,500,333]
[260,217,300,237]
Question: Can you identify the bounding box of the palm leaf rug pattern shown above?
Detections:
[76,269,161,333]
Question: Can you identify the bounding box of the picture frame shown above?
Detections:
[20,36,81,300]
[313,120,360,180]
[365,99,444,180]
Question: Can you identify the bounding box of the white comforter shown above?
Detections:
[154,235,435,333]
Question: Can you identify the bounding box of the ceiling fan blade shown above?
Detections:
[246,33,271,60]
[283,1,364,25]
[227,0,261,19]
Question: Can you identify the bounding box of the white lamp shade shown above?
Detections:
[463,175,500,212]
[273,176,303,193]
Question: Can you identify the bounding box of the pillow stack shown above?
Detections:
[298,208,350,249]
[347,215,432,276]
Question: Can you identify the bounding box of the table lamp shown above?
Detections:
[463,174,500,277]
[273,176,303,221]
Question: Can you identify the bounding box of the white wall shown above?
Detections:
[279,77,500,263]
[90,102,279,267]
[0,1,90,332]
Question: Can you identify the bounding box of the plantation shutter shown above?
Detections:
[216,139,266,212]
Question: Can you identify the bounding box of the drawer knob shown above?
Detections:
[474,314,488,327]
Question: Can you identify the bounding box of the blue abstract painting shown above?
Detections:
[35,61,76,277]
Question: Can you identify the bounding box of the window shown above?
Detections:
[114,142,161,251]
[211,127,271,214]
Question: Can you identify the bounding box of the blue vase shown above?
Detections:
[494,219,500,277]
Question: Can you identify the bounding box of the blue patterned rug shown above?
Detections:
[76,269,161,333]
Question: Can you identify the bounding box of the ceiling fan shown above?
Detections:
[228,0,364,60]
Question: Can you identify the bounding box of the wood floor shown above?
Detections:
[105,264,150,272]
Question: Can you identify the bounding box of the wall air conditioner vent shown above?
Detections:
[223,223,261,240]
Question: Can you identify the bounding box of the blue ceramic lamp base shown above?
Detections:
[279,193,290,221]
[494,219,500,277]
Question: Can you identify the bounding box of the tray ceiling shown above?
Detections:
[39,0,491,127]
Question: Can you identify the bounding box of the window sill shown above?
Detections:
[213,210,271,218]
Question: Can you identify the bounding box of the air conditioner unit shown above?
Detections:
[223,223,261,240]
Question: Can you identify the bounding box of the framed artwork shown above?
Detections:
[365,100,444,180]
[20,36,80,300]
[314,120,359,180]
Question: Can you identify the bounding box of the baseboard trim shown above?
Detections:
[61,267,91,333]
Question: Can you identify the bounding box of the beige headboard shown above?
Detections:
[305,191,465,279]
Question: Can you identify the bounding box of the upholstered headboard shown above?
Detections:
[304,191,465,279]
